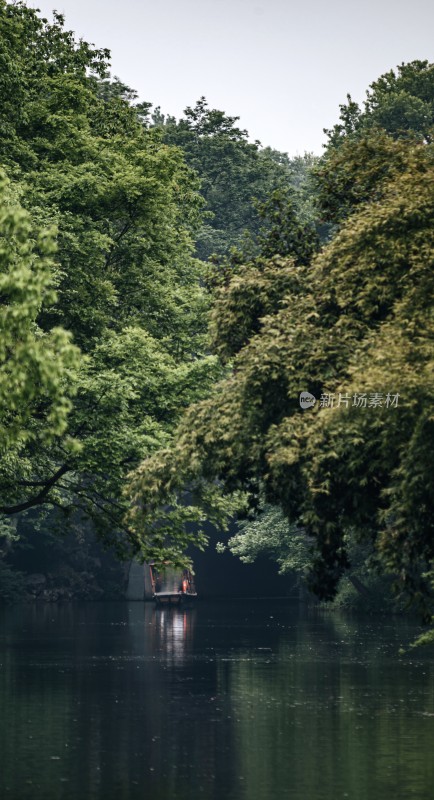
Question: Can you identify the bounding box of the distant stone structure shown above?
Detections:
[126,560,154,600]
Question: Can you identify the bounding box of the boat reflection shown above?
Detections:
[154,606,197,665]
[127,601,197,666]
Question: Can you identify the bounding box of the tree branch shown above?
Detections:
[0,463,70,515]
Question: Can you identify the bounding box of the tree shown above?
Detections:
[0,171,79,460]
[217,505,311,580]
[219,504,400,611]
[318,60,434,225]
[325,60,434,147]
[0,170,79,587]
[153,97,320,259]
[127,135,434,620]
[0,3,217,553]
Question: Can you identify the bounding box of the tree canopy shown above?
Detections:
[0,1,218,552]
[1,3,433,628]
[325,60,434,148]
[128,130,434,615]
[318,60,434,225]
[0,172,79,458]
[153,97,319,260]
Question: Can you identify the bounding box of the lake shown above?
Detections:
[0,601,433,800]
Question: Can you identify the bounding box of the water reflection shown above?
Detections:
[127,602,196,664]
[222,612,434,800]
[0,602,433,800]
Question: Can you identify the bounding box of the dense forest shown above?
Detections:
[0,2,433,638]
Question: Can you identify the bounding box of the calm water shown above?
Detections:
[0,601,433,800]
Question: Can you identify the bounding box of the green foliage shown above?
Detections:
[325,60,434,147]
[0,515,26,601]
[208,256,305,363]
[315,130,422,224]
[2,4,433,634]
[0,172,79,455]
[128,134,434,614]
[255,188,319,264]
[221,505,311,576]
[155,98,320,259]
[0,562,27,602]
[222,506,400,612]
[318,61,434,225]
[5,508,127,600]
[0,3,217,555]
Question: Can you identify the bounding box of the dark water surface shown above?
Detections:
[0,601,433,800]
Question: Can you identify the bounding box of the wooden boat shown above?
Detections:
[150,564,197,605]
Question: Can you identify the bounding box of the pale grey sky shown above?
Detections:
[30,0,434,156]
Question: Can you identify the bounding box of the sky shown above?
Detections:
[30,0,434,156]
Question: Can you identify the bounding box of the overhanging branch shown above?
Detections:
[0,463,70,515]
